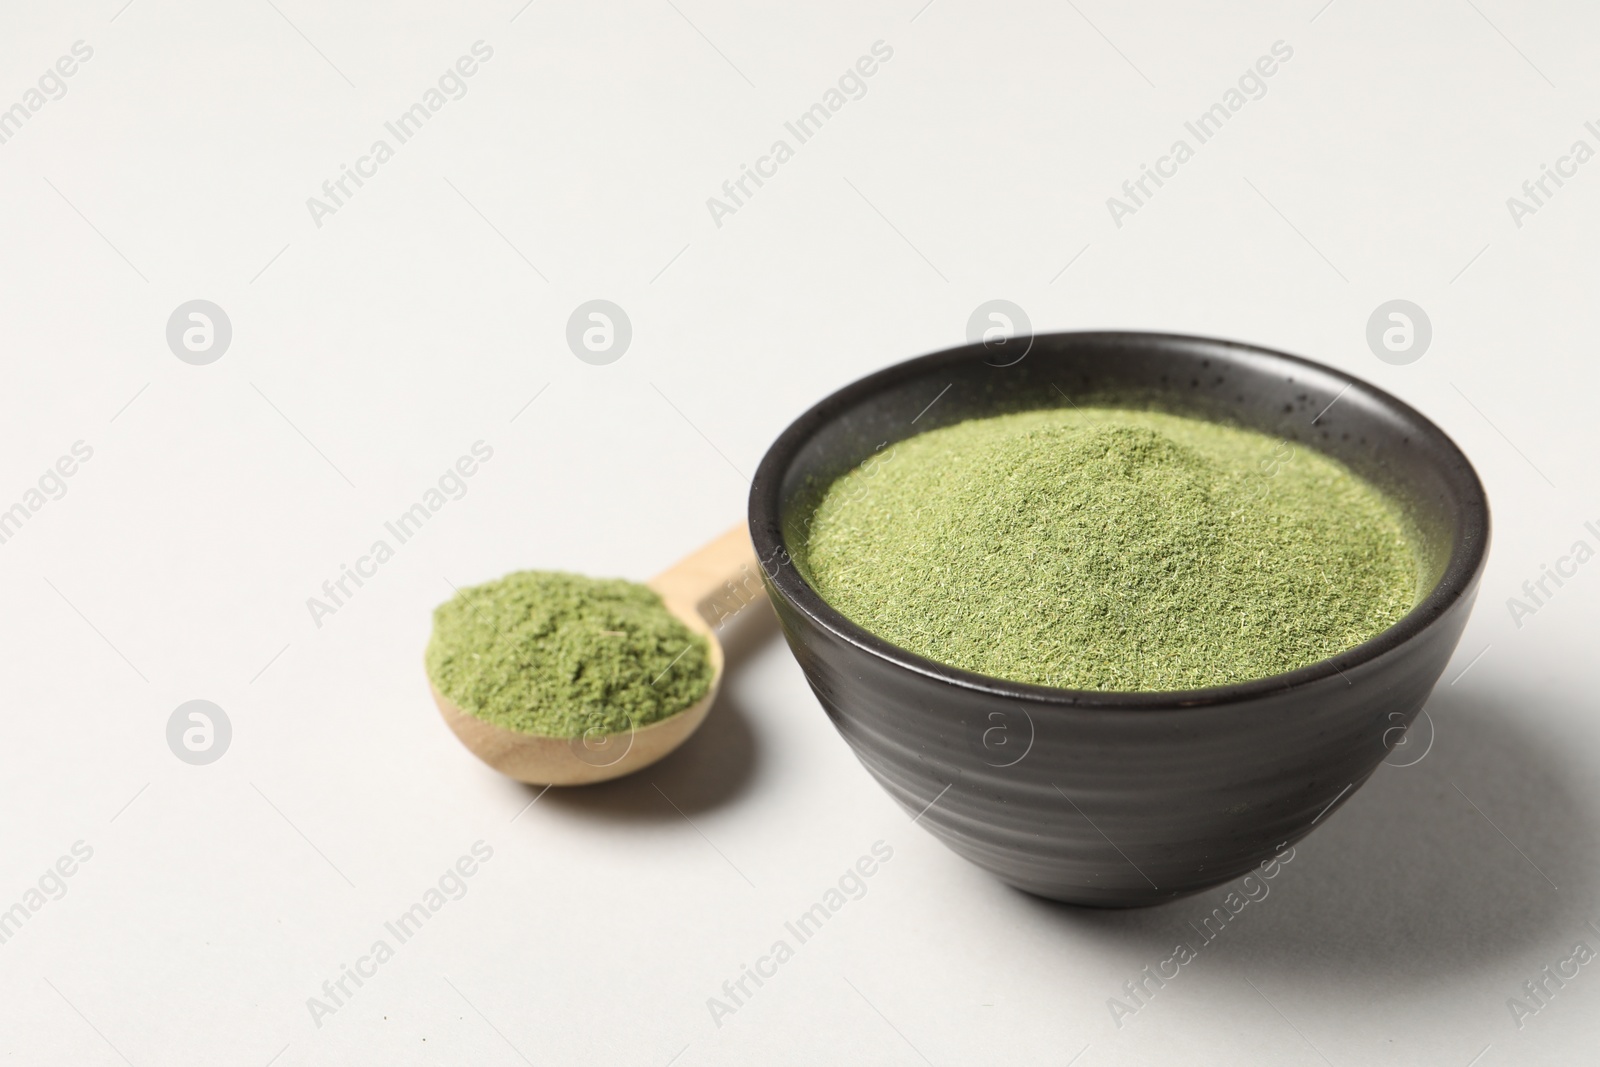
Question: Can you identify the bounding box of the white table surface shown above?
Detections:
[2,1,1597,1063]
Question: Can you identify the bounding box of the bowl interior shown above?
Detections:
[761,332,1487,699]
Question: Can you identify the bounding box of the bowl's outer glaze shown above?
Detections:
[749,332,1489,907]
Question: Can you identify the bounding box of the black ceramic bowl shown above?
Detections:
[749,331,1489,907]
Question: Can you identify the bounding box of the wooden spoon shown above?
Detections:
[431,524,764,786]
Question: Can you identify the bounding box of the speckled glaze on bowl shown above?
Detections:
[749,332,1489,907]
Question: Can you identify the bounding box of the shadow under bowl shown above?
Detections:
[748,331,1490,907]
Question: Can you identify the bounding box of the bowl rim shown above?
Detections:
[747,330,1492,710]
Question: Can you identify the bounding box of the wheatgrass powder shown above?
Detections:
[426,571,713,737]
[794,407,1420,691]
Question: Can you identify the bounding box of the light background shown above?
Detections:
[1,1,1596,1064]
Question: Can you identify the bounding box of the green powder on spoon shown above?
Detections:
[426,571,714,737]
[794,407,1420,692]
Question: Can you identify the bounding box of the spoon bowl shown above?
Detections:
[431,525,760,786]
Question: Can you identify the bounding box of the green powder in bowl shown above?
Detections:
[425,571,715,737]
[793,407,1420,692]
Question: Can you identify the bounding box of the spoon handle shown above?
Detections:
[647,523,765,630]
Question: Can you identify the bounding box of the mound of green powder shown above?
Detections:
[795,407,1419,691]
[426,571,714,737]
